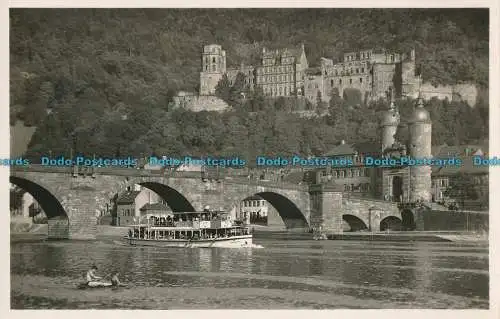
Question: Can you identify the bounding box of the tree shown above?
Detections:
[316,91,328,115]
[228,72,247,107]
[214,74,231,103]
[444,173,480,209]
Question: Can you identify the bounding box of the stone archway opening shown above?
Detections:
[139,182,196,212]
[10,176,69,238]
[392,176,403,202]
[401,209,416,230]
[241,192,308,230]
[239,195,268,226]
[342,214,368,232]
[380,216,402,231]
[111,181,196,227]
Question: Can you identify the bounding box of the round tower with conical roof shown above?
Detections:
[408,93,432,202]
[381,100,401,153]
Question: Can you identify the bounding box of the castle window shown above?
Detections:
[331,79,334,86]
[356,68,359,74]
[335,70,338,76]
[360,78,363,83]
[361,68,364,73]
[339,79,342,84]
[350,78,353,84]
[212,57,216,63]
[205,66,208,71]
[324,70,327,76]
[391,55,394,62]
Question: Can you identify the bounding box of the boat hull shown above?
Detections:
[123,235,253,248]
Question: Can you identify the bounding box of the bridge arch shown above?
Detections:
[380,216,402,231]
[342,214,368,232]
[237,191,309,229]
[137,182,196,212]
[102,179,198,226]
[10,176,67,219]
[401,209,416,230]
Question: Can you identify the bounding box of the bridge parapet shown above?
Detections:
[11,165,306,189]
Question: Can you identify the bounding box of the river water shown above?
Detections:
[10,234,489,309]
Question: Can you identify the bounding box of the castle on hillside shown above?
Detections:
[172,44,478,112]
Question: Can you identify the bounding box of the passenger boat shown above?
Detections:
[124,209,253,248]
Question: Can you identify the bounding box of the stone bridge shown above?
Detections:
[341,196,402,232]
[10,166,312,239]
[10,165,407,239]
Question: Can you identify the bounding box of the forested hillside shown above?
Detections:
[9,9,489,161]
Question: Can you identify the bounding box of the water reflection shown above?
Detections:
[10,237,489,308]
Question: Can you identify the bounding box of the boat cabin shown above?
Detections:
[127,225,250,241]
[145,210,230,227]
[127,209,250,241]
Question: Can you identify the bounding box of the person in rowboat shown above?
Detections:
[86,265,105,287]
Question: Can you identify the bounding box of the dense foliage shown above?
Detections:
[9,9,489,160]
[444,173,488,209]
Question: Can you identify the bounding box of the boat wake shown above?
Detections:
[250,243,264,249]
[112,240,264,249]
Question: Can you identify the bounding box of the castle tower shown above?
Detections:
[408,93,432,202]
[199,44,226,95]
[381,99,401,153]
[401,48,417,98]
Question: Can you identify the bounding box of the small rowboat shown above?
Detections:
[76,282,113,289]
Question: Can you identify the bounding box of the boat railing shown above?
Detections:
[174,221,194,228]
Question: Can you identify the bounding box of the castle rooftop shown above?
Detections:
[409,95,431,123]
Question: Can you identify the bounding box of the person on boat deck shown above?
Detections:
[111,271,122,287]
[86,265,102,285]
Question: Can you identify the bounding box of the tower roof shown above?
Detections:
[409,93,431,123]
[381,101,400,127]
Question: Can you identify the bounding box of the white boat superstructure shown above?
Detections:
[124,209,253,248]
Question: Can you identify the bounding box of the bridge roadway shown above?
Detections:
[10,165,409,239]
[11,164,308,190]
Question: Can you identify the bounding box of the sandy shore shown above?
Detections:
[11,273,488,309]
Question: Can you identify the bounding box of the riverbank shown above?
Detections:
[10,224,488,243]
[11,272,488,309]
[328,231,488,243]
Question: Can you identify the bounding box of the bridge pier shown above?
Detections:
[50,187,99,240]
[368,207,383,232]
[309,184,343,235]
